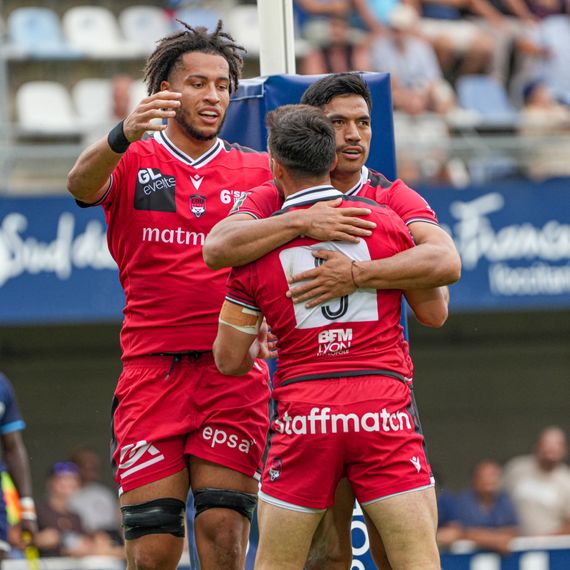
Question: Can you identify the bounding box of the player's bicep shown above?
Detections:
[214,300,262,371]
[219,299,262,335]
[408,221,454,248]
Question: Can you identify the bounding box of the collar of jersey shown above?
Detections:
[281,185,343,210]
[344,166,369,196]
[155,131,224,168]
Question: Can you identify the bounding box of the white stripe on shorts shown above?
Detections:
[259,490,326,514]
[360,478,435,507]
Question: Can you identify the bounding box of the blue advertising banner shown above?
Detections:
[0,196,122,323]
[420,178,570,311]
[2,180,570,323]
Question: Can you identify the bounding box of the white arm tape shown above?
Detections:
[219,317,260,335]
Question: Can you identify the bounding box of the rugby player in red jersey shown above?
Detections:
[213,104,444,570]
[66,22,375,570]
[204,72,460,568]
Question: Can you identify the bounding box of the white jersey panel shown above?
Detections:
[279,241,378,330]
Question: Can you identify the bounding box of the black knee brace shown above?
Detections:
[194,488,257,522]
[121,498,186,540]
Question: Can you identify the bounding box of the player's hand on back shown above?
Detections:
[287,249,356,308]
[255,319,278,361]
[302,199,376,243]
[123,90,182,142]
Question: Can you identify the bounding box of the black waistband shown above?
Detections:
[280,369,410,387]
[150,351,209,359]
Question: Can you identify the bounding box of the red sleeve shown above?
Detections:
[226,264,259,310]
[229,181,283,219]
[380,179,439,225]
[369,205,415,258]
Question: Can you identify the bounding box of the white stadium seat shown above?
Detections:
[174,7,223,32]
[226,5,260,56]
[62,6,139,58]
[16,81,81,137]
[6,7,78,58]
[71,78,114,129]
[119,5,174,56]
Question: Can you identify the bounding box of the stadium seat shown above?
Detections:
[6,7,78,58]
[226,5,260,56]
[456,75,519,129]
[174,7,223,32]
[119,5,174,55]
[130,79,148,111]
[71,78,114,129]
[16,81,81,137]
[62,6,139,58]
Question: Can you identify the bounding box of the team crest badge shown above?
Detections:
[268,458,283,481]
[190,194,206,218]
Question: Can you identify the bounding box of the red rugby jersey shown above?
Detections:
[94,132,271,358]
[230,166,439,226]
[226,186,415,387]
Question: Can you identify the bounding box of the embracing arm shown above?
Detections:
[351,222,461,290]
[213,322,259,376]
[67,90,181,203]
[404,286,449,328]
[288,222,461,307]
[213,300,277,376]
[203,199,376,269]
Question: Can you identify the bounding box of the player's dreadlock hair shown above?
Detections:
[143,20,245,96]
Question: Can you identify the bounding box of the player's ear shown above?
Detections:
[160,80,171,92]
[330,155,338,172]
[270,156,285,180]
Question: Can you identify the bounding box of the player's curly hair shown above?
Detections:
[143,20,245,95]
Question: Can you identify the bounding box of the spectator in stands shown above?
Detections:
[518,79,570,180]
[110,74,134,121]
[415,0,498,82]
[35,461,122,558]
[508,4,570,105]
[68,446,121,543]
[453,458,519,553]
[300,14,372,74]
[295,0,383,39]
[370,4,456,115]
[470,0,538,86]
[433,471,463,549]
[503,426,570,536]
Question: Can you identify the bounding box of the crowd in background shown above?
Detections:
[288,0,570,184]
[4,0,570,188]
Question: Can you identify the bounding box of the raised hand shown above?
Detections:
[123,90,182,142]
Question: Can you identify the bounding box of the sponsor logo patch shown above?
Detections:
[201,426,253,454]
[317,328,352,357]
[134,168,176,212]
[118,440,165,480]
[273,406,412,435]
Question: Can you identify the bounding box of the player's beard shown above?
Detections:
[174,108,226,141]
